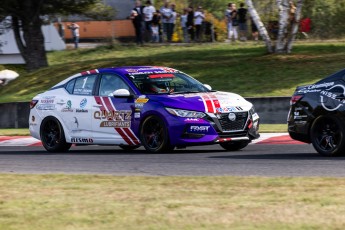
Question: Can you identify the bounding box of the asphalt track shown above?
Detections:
[1,143,345,177]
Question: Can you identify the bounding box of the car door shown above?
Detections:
[59,74,97,144]
[92,73,140,145]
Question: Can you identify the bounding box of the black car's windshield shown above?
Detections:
[127,73,211,94]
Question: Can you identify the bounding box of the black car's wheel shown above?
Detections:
[119,145,140,151]
[311,115,345,157]
[140,115,174,153]
[220,141,249,151]
[40,117,71,152]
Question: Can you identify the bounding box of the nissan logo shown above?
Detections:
[228,113,236,121]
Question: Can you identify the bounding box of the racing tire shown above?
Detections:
[40,117,71,152]
[119,145,140,151]
[220,141,249,151]
[140,115,174,153]
[310,115,345,157]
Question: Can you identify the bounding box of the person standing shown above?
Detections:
[143,0,156,42]
[251,17,259,41]
[230,3,239,41]
[167,3,177,42]
[68,23,80,49]
[237,3,248,41]
[194,6,205,42]
[187,5,195,42]
[130,0,144,45]
[180,8,189,43]
[160,0,172,42]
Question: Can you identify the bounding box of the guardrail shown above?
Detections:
[0,97,290,128]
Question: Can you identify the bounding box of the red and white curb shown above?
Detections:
[0,133,306,147]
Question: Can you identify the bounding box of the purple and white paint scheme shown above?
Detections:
[29,66,260,152]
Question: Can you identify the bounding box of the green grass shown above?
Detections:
[1,42,345,103]
[0,124,288,136]
[1,174,345,230]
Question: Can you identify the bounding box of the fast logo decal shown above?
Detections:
[94,96,140,145]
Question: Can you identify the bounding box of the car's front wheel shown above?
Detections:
[40,117,71,152]
[220,141,249,151]
[140,115,174,153]
[310,115,345,157]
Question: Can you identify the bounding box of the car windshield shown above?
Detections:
[127,73,211,94]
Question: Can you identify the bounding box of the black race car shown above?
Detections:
[288,69,345,156]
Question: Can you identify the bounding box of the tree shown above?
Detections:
[246,0,304,54]
[0,0,112,71]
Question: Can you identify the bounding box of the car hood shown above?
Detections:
[146,91,253,113]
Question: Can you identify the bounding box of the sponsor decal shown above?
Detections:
[62,100,73,112]
[80,69,99,75]
[73,117,79,129]
[228,113,236,121]
[184,118,202,122]
[100,121,131,127]
[32,116,35,122]
[80,98,87,108]
[126,69,138,73]
[216,106,243,113]
[135,98,149,103]
[30,116,37,126]
[320,84,345,111]
[189,125,211,133]
[36,104,55,110]
[298,82,335,94]
[76,109,88,113]
[135,103,144,109]
[94,110,132,121]
[40,99,54,104]
[71,138,93,143]
[134,112,141,118]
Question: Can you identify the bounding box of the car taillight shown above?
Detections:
[290,95,303,105]
[30,100,38,109]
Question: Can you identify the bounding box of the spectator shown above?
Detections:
[168,3,177,42]
[180,8,189,43]
[160,0,172,42]
[251,17,259,41]
[225,3,232,41]
[143,0,156,42]
[68,22,80,49]
[230,3,239,41]
[187,5,195,42]
[152,10,162,42]
[130,0,144,45]
[300,17,311,38]
[237,3,248,41]
[194,6,205,42]
[151,22,159,43]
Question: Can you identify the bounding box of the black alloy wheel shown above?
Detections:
[311,115,345,157]
[40,117,71,152]
[140,115,174,153]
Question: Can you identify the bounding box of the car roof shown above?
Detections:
[51,66,180,88]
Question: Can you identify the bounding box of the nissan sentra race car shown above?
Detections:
[29,66,260,153]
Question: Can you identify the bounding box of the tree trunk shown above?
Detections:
[275,0,290,53]
[11,15,48,71]
[287,0,304,53]
[246,0,273,53]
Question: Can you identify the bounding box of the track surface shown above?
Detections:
[1,141,345,177]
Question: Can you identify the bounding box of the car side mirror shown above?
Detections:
[204,84,212,90]
[112,89,132,97]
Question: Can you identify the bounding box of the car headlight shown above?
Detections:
[165,108,206,118]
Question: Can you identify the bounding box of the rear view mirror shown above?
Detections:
[204,84,212,90]
[112,89,131,97]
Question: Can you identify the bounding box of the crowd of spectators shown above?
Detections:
[129,0,307,45]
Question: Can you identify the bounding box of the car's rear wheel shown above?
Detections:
[119,145,140,151]
[40,117,71,152]
[220,141,249,151]
[311,115,345,157]
[140,115,174,153]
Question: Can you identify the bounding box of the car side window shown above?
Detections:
[99,74,129,96]
[65,79,76,94]
[73,75,97,95]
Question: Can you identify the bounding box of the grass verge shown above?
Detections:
[1,174,345,230]
[0,124,287,136]
[1,42,345,102]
